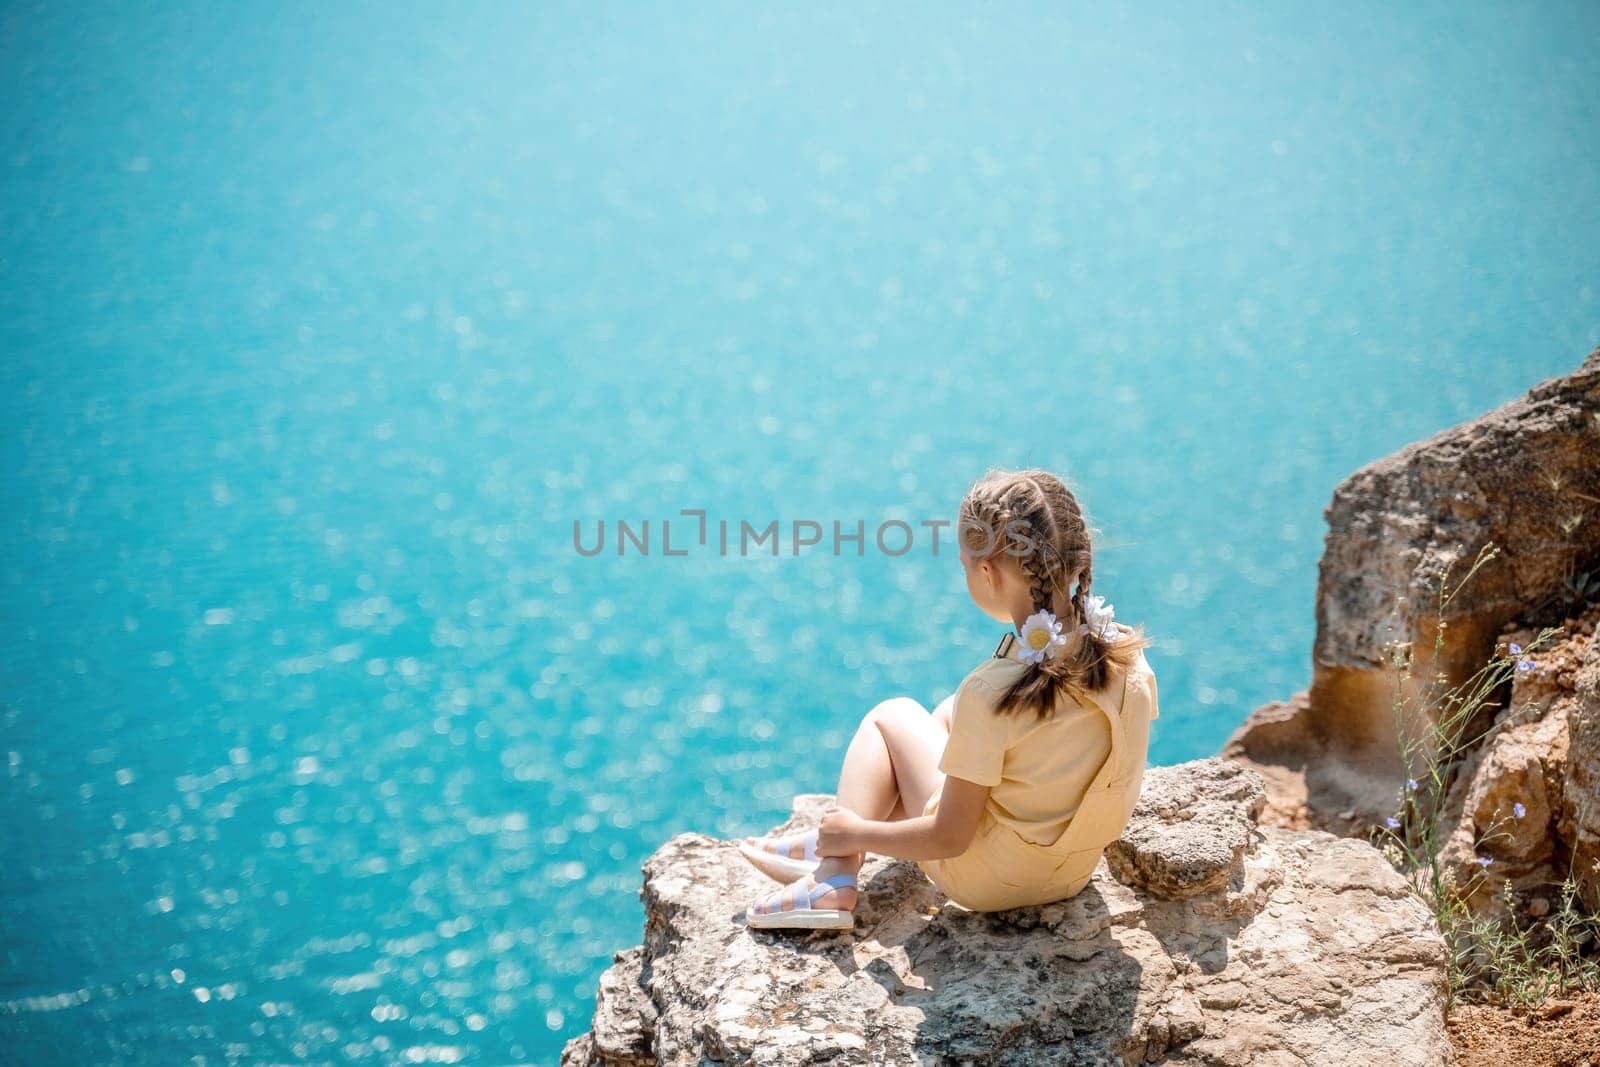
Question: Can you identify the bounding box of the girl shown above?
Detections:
[739,467,1160,930]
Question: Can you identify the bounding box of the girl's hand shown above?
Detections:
[816,805,865,857]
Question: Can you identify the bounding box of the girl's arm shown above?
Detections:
[820,776,991,861]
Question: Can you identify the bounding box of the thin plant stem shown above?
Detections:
[1369,540,1600,1012]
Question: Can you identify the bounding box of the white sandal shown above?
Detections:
[744,871,857,931]
[737,828,822,882]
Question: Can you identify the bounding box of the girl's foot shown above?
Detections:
[744,870,857,930]
[737,828,821,882]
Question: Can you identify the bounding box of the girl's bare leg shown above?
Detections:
[809,697,950,905]
[834,696,949,822]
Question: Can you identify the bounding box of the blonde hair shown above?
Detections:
[958,467,1152,720]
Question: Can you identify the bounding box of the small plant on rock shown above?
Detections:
[1368,541,1600,1012]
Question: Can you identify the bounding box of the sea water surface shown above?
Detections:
[2,2,1598,1063]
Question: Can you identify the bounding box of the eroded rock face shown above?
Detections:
[562,758,1451,1066]
[1572,628,1600,912]
[1434,606,1600,917]
[1226,348,1600,836]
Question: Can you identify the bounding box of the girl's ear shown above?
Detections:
[978,558,999,596]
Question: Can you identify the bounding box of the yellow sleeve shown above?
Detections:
[1145,668,1159,720]
[937,676,1011,786]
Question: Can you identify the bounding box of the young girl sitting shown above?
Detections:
[738,467,1160,930]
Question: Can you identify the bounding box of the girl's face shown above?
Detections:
[960,547,1015,624]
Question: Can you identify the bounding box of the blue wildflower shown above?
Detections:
[1517,659,1535,671]
[1406,778,1418,791]
[1385,816,1401,829]
[1508,642,1522,655]
[1476,856,1493,866]
[1513,802,1525,819]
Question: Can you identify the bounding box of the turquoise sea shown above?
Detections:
[3,2,1598,1062]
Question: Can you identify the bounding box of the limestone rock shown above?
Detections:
[1570,628,1600,911]
[563,759,1452,1066]
[1437,682,1568,917]
[1429,605,1600,918]
[1104,758,1267,899]
[1226,347,1600,833]
[568,944,657,1066]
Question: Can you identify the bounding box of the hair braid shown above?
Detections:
[1015,525,1053,612]
[956,467,1152,720]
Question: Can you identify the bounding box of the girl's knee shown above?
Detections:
[867,696,928,728]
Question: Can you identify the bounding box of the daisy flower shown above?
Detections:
[1016,609,1067,666]
[1078,594,1118,642]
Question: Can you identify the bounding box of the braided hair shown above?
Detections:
[958,467,1152,720]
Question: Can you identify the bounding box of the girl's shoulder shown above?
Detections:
[1109,639,1156,695]
[960,655,1028,694]
[1125,640,1156,688]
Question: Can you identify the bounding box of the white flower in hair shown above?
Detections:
[1015,609,1067,665]
[1079,594,1118,642]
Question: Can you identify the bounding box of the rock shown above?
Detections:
[1564,618,1600,911]
[563,759,1453,1066]
[1225,347,1600,836]
[1104,758,1267,899]
[566,944,657,1067]
[1345,599,1600,923]
[1435,657,1571,920]
[1222,691,1315,764]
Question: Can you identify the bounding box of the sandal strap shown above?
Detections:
[756,872,858,915]
[759,882,792,914]
[755,831,819,863]
[806,872,857,906]
[760,827,820,862]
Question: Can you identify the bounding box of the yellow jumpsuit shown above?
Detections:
[916,632,1159,911]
